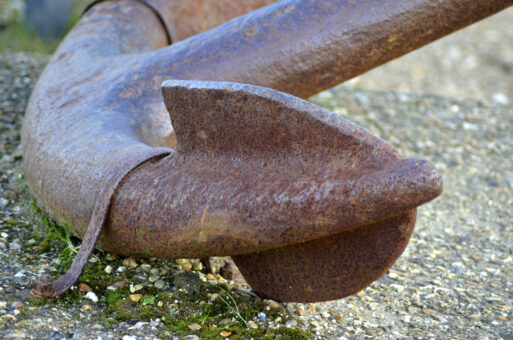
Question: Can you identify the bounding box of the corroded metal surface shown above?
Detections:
[146,0,277,42]
[21,0,512,302]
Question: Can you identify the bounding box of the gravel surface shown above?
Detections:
[1,8,512,340]
[343,9,513,105]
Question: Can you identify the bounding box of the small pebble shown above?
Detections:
[2,314,16,322]
[130,283,143,293]
[218,318,231,326]
[188,323,202,331]
[122,257,138,268]
[310,321,320,328]
[285,319,298,328]
[257,312,267,322]
[248,320,258,329]
[140,264,152,271]
[80,305,92,312]
[219,262,237,280]
[265,299,282,309]
[49,331,61,339]
[104,265,113,274]
[296,309,306,316]
[11,301,24,309]
[9,242,21,250]
[154,280,165,289]
[422,308,435,315]
[129,294,142,303]
[85,292,98,303]
[492,92,509,105]
[78,283,92,293]
[135,321,148,329]
[107,280,125,291]
[220,331,231,338]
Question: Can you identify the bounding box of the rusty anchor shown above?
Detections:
[21,0,512,302]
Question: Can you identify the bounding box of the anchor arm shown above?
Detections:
[144,0,277,42]
[146,0,513,98]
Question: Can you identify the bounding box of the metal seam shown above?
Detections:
[82,0,172,45]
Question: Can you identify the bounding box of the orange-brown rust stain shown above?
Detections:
[244,26,258,36]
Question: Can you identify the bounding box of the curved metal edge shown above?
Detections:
[20,149,171,298]
[82,0,172,44]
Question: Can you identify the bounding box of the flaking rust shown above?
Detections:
[21,0,512,302]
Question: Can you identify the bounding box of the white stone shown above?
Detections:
[85,292,98,303]
[9,242,21,250]
[285,320,297,328]
[492,92,509,105]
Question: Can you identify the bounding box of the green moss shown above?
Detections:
[274,327,314,339]
[106,289,171,323]
[220,327,313,340]
[0,0,92,54]
[4,219,20,226]
[77,259,118,291]
[28,297,51,307]
[98,275,314,339]
[25,290,78,307]
[25,201,314,339]
[114,301,160,322]
[105,288,125,306]
[0,20,60,54]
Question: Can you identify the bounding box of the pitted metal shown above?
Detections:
[21,0,511,302]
